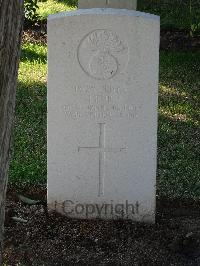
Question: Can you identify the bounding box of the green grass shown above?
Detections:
[9,43,47,186]
[138,0,200,33]
[37,0,76,20]
[9,41,200,199]
[158,52,200,199]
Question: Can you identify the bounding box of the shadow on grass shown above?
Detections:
[160,51,200,92]
[157,113,200,199]
[9,80,47,186]
[158,51,200,199]
[159,51,200,120]
[21,46,47,64]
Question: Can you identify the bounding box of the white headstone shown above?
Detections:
[48,8,160,223]
[79,0,137,10]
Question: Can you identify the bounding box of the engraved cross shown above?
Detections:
[78,123,126,197]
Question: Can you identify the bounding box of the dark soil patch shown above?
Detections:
[160,29,200,51]
[22,29,47,45]
[3,186,200,265]
[22,20,47,44]
[23,19,200,51]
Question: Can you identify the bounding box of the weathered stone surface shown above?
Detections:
[48,9,160,223]
[79,0,137,10]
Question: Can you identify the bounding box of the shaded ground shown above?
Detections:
[4,187,200,265]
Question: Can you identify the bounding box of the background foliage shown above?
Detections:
[138,0,200,35]
[24,0,39,20]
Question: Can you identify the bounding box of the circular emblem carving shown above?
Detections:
[78,29,129,80]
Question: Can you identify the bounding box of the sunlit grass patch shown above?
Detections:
[37,0,76,20]
[19,43,47,83]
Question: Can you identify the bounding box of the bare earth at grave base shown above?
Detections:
[4,186,200,265]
